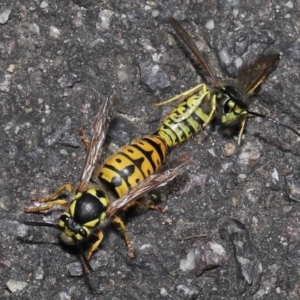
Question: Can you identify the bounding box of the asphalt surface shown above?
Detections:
[1,1,300,299]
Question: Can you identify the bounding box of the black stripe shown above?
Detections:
[181,104,201,134]
[191,110,203,126]
[161,121,180,145]
[142,136,166,165]
[101,163,130,180]
[168,116,189,141]
[173,105,203,139]
[170,103,195,140]
[101,161,136,190]
[118,151,147,178]
[155,129,173,146]
[182,117,197,136]
[131,143,157,173]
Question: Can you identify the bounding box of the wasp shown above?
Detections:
[154,17,299,147]
[20,95,192,273]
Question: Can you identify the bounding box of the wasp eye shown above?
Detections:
[60,215,66,221]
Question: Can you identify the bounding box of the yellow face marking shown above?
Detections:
[75,233,83,240]
[59,220,64,228]
[64,227,75,237]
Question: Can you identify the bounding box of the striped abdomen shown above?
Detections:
[97,135,168,197]
[157,86,213,147]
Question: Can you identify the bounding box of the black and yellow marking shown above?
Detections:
[97,135,168,197]
[156,84,213,147]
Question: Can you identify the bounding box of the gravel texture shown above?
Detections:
[1,1,300,299]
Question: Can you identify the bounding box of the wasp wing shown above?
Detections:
[106,151,193,217]
[169,17,220,87]
[77,94,117,192]
[237,54,279,96]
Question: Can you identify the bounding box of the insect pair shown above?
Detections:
[20,18,300,274]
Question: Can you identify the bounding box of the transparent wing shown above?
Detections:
[77,94,117,192]
[169,17,220,87]
[237,54,280,96]
[106,151,193,217]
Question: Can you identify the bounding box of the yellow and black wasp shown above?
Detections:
[20,95,192,273]
[19,18,299,274]
[154,17,299,147]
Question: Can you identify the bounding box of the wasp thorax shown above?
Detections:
[221,85,242,101]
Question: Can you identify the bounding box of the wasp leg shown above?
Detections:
[31,183,73,203]
[86,230,104,261]
[27,183,72,212]
[122,200,164,213]
[111,216,134,258]
[152,83,206,106]
[202,93,217,128]
[171,91,209,123]
[78,129,90,151]
[238,116,247,145]
[25,199,68,213]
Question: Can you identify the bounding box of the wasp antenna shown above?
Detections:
[248,111,300,137]
[76,242,93,274]
[19,220,61,229]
